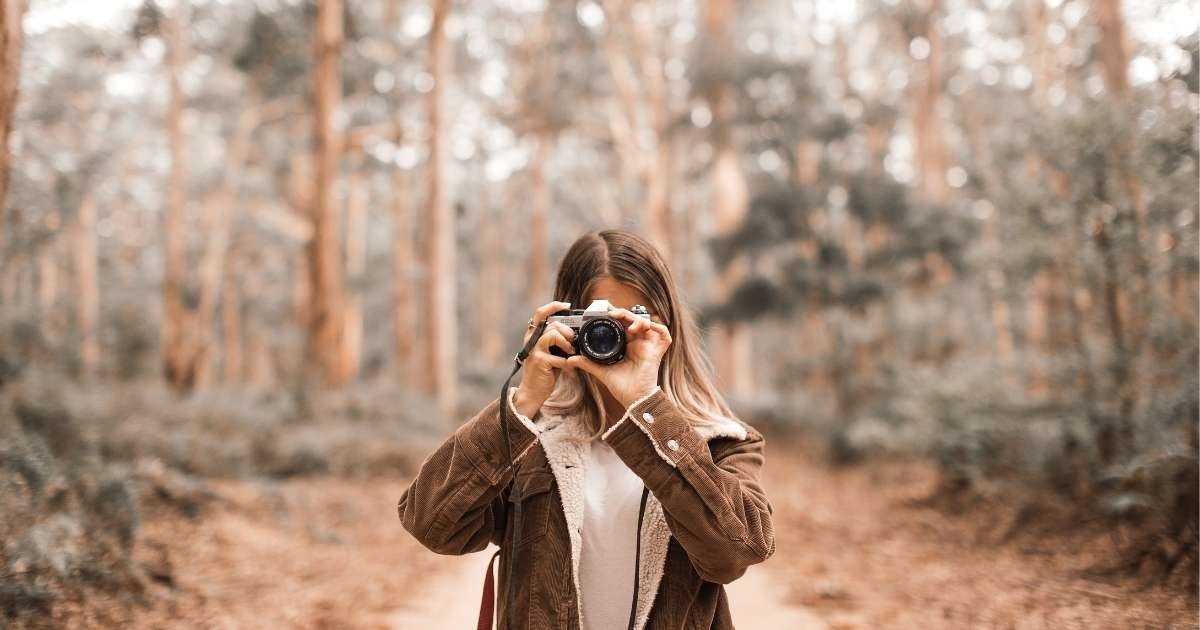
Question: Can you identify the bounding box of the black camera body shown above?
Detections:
[547,299,651,364]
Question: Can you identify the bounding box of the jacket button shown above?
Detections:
[642,412,654,424]
[666,439,679,451]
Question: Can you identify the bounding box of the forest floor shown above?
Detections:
[92,434,1195,629]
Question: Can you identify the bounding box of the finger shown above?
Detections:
[645,318,671,341]
[533,300,573,322]
[609,308,657,338]
[607,307,635,324]
[609,307,648,336]
[566,354,601,377]
[548,321,576,341]
[531,350,570,372]
[525,301,572,343]
[536,329,575,356]
[609,308,656,333]
[535,329,562,351]
[626,311,670,341]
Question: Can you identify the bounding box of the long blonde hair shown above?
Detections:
[542,229,739,438]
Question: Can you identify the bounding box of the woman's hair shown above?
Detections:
[542,228,739,438]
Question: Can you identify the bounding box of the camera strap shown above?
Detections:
[487,318,550,630]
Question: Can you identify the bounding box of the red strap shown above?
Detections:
[477,549,502,630]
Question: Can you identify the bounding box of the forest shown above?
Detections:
[0,0,1196,627]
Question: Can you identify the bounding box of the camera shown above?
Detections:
[547,299,652,364]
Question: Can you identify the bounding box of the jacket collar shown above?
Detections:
[531,403,745,630]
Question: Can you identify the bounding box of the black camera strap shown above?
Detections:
[495,318,549,629]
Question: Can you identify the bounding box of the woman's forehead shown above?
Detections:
[584,277,667,323]
[586,276,646,304]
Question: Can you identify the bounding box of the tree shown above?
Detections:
[700,0,753,397]
[600,0,677,259]
[386,0,417,384]
[307,0,349,387]
[162,0,195,390]
[423,0,457,418]
[341,142,368,380]
[73,191,97,378]
[0,0,23,245]
[156,0,272,391]
[908,0,949,203]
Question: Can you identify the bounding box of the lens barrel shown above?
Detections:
[577,317,625,364]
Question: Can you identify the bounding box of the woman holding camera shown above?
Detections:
[397,228,775,630]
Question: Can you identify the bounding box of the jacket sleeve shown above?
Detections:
[600,386,775,584]
[397,388,544,555]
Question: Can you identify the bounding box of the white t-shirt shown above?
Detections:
[578,435,645,630]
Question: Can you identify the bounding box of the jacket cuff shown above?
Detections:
[601,386,687,468]
[506,386,544,438]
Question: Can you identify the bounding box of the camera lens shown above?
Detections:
[579,318,624,364]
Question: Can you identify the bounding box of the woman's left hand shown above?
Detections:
[566,308,672,408]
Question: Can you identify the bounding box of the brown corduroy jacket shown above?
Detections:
[397,385,775,630]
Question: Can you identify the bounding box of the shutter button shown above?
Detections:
[642,412,654,424]
[667,439,679,451]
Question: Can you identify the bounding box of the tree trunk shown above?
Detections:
[911,0,948,203]
[0,255,15,305]
[341,146,367,382]
[1091,169,1136,464]
[1094,0,1151,360]
[307,0,348,387]
[74,191,98,379]
[1094,0,1150,465]
[643,118,672,261]
[0,0,23,246]
[162,2,194,391]
[194,107,257,388]
[391,138,417,385]
[1022,0,1053,104]
[291,246,310,370]
[221,249,243,385]
[246,325,276,388]
[633,0,671,260]
[478,185,507,367]
[704,0,752,397]
[1094,0,1130,97]
[390,4,417,386]
[526,130,551,310]
[424,0,457,419]
[960,95,1016,365]
[1094,0,1147,228]
[37,236,58,320]
[601,0,673,258]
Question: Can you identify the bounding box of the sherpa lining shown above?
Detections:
[506,386,546,436]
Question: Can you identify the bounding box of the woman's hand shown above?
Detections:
[513,301,577,418]
[566,307,672,408]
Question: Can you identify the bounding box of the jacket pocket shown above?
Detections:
[513,471,556,545]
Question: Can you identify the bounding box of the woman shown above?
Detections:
[397,229,775,630]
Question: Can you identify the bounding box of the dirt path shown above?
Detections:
[386,551,493,629]
[386,549,828,629]
[725,564,829,629]
[108,435,1195,629]
[763,436,1196,629]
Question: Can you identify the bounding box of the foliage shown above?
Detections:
[703,0,1198,587]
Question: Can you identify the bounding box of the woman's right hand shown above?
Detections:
[512,300,577,419]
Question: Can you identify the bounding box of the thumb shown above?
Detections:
[566,355,600,377]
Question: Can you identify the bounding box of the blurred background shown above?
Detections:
[0,0,1197,628]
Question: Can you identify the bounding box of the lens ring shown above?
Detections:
[578,318,624,364]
